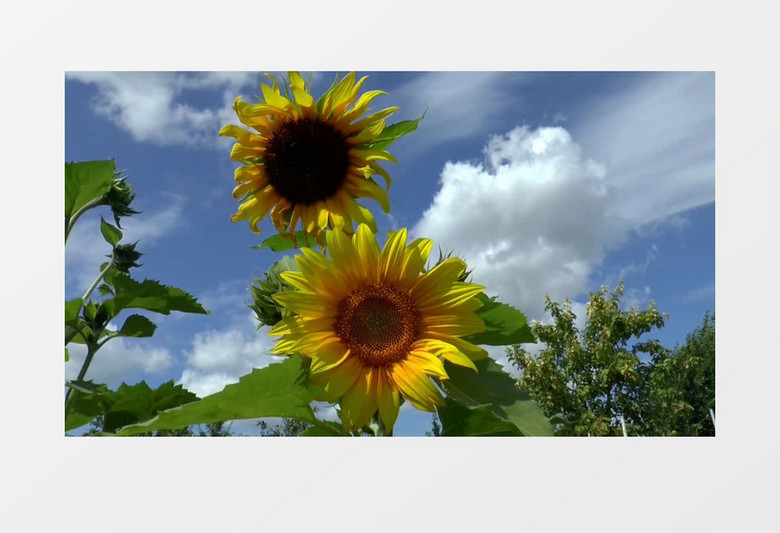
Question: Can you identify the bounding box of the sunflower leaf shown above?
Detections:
[463,294,536,346]
[252,231,316,252]
[102,381,199,433]
[104,274,209,317]
[65,298,83,329]
[65,160,116,221]
[437,397,523,436]
[100,217,123,246]
[367,111,426,151]
[441,358,553,436]
[65,380,112,432]
[115,356,322,435]
[116,314,157,338]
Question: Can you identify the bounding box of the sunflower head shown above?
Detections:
[220,72,401,245]
[268,224,488,433]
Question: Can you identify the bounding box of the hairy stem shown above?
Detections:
[65,197,105,244]
[82,253,115,303]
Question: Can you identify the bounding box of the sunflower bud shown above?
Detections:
[105,178,140,227]
[112,242,143,274]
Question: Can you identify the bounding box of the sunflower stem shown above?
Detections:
[65,196,106,244]
[82,252,116,303]
[368,412,386,437]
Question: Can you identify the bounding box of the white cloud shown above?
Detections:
[572,72,715,227]
[414,125,626,320]
[66,336,174,388]
[66,71,257,148]
[178,319,284,398]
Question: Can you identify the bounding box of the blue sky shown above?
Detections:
[64,71,715,436]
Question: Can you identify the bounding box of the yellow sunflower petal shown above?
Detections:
[390,362,445,412]
[410,257,468,301]
[406,350,449,380]
[420,311,485,337]
[311,356,363,402]
[396,237,433,289]
[229,144,263,162]
[427,333,489,361]
[377,228,407,282]
[272,291,336,318]
[417,281,486,311]
[341,367,379,431]
[346,178,390,212]
[310,342,351,374]
[376,369,400,431]
[353,223,380,281]
[260,82,292,109]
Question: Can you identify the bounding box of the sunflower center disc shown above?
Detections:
[336,284,419,367]
[264,118,350,205]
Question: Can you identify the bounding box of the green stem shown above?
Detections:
[65,197,105,244]
[82,252,115,303]
[64,341,99,411]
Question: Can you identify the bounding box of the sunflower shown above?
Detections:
[220,72,400,244]
[268,224,488,433]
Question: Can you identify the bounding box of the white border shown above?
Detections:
[4,1,779,531]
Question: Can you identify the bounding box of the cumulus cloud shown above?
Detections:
[414,125,626,320]
[66,71,257,148]
[179,320,284,398]
[66,336,174,388]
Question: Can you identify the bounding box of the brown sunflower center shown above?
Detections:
[263,118,350,205]
[335,284,419,367]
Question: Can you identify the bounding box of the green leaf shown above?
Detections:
[116,314,157,338]
[463,294,536,346]
[441,358,553,436]
[368,112,426,151]
[102,381,199,433]
[65,347,69,362]
[65,298,83,330]
[437,397,523,436]
[252,231,316,252]
[300,421,348,436]
[65,381,112,432]
[65,160,115,221]
[107,274,208,316]
[100,217,123,246]
[116,356,320,435]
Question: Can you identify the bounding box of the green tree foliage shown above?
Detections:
[258,417,313,436]
[85,416,234,436]
[506,282,668,436]
[506,283,715,436]
[642,312,715,436]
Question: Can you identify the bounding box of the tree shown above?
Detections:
[506,282,668,436]
[84,416,234,436]
[643,312,715,436]
[257,417,313,436]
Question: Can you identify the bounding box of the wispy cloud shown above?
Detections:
[66,72,258,148]
[572,72,715,227]
[392,71,536,154]
[683,281,715,303]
